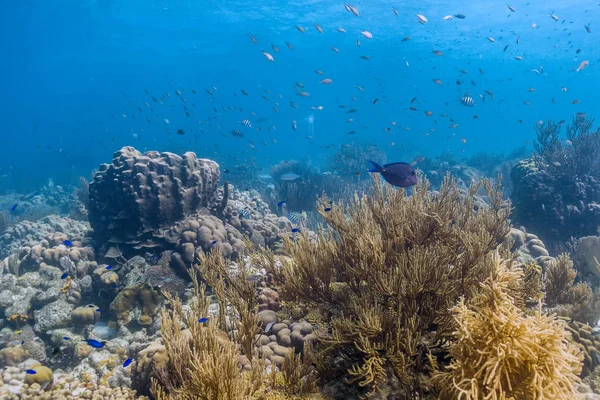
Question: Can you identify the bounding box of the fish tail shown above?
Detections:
[368,161,383,173]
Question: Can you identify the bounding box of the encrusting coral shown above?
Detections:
[431,252,583,399]
[257,174,512,397]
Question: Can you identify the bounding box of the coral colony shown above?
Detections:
[3,126,600,398]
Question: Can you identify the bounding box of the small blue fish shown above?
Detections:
[277,200,286,207]
[96,308,101,313]
[87,304,95,308]
[63,240,72,247]
[211,240,217,245]
[291,228,301,233]
[60,273,69,279]
[63,336,70,340]
[10,204,17,212]
[106,265,113,270]
[324,207,332,212]
[151,255,158,260]
[25,369,36,375]
[198,317,208,323]
[123,358,133,367]
[85,339,106,348]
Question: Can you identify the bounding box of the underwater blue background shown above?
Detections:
[1,0,597,192]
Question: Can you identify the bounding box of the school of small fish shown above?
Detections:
[44,2,595,180]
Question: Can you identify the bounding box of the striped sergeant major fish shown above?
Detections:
[460,95,475,107]
[240,119,252,128]
[287,211,307,224]
[239,208,251,219]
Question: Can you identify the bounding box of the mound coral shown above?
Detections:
[260,174,511,397]
[432,253,582,399]
[109,283,163,326]
[89,146,221,251]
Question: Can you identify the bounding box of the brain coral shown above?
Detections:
[89,146,221,249]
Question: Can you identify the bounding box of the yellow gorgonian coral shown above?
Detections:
[432,252,583,400]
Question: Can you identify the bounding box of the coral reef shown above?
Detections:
[268,159,348,212]
[432,253,583,399]
[329,142,387,177]
[419,153,485,190]
[511,115,600,252]
[149,267,321,400]
[0,366,146,399]
[508,226,554,267]
[258,175,511,397]
[89,146,221,251]
[1,144,596,399]
[544,254,600,326]
[150,271,267,399]
[573,235,600,284]
[563,319,600,378]
[70,176,90,221]
[0,215,90,260]
[109,283,163,326]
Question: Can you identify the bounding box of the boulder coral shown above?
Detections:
[109,283,163,326]
[23,365,54,391]
[71,305,101,326]
[89,146,221,251]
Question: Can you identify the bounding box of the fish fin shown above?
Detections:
[368,161,383,173]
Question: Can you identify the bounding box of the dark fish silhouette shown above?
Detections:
[368,161,417,188]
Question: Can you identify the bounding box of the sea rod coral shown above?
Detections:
[432,252,582,399]
[258,174,512,397]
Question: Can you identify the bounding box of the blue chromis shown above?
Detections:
[291,228,301,233]
[10,204,17,212]
[63,336,70,340]
[277,200,286,207]
[198,317,208,323]
[60,273,69,279]
[123,358,133,367]
[85,339,106,348]
[63,240,72,247]
[25,369,36,375]
[211,240,217,245]
[324,207,332,212]
[106,265,113,270]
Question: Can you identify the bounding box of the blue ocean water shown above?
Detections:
[0,0,597,192]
